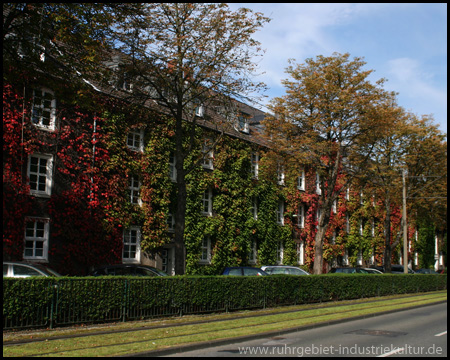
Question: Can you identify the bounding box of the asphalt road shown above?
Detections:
[164,302,447,357]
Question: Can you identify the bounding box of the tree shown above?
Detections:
[3,3,145,88]
[264,53,393,274]
[113,3,270,274]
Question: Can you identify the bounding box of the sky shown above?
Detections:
[227,3,447,135]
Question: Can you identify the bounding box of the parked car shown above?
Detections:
[414,268,439,274]
[221,267,268,276]
[369,265,415,274]
[329,267,370,274]
[261,265,310,275]
[3,261,61,278]
[89,264,168,277]
[361,267,383,274]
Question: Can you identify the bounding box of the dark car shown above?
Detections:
[261,265,310,275]
[3,261,61,278]
[221,267,268,276]
[89,264,168,277]
[414,268,439,274]
[370,265,415,274]
[329,267,370,274]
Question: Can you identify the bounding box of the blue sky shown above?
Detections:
[228,3,447,135]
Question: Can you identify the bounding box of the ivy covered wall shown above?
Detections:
[3,78,422,275]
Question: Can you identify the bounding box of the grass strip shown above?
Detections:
[3,292,446,357]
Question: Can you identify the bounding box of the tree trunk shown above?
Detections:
[173,112,187,275]
[384,198,392,273]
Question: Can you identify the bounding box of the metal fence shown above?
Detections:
[3,275,447,330]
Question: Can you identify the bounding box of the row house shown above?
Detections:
[3,52,430,276]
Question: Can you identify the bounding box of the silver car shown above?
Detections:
[261,265,310,275]
[3,261,61,278]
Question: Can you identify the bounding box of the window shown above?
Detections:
[202,138,214,169]
[297,168,305,190]
[297,242,304,265]
[250,196,258,220]
[167,213,175,232]
[24,218,49,260]
[251,152,259,179]
[276,200,284,225]
[127,128,144,152]
[169,151,177,182]
[315,172,321,195]
[123,226,141,262]
[248,239,257,264]
[277,163,285,186]
[195,104,204,117]
[296,204,305,228]
[276,241,283,264]
[28,154,53,197]
[117,72,133,92]
[200,236,211,264]
[128,175,141,206]
[359,220,364,236]
[201,187,213,216]
[332,199,337,214]
[236,112,249,133]
[346,187,350,200]
[32,88,56,130]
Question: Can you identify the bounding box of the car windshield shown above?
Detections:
[45,268,62,276]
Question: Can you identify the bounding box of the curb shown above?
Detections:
[120,300,447,357]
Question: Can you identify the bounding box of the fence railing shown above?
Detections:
[3,275,447,330]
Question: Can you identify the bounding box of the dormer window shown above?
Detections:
[117,71,133,92]
[31,88,56,131]
[195,104,204,117]
[236,112,249,133]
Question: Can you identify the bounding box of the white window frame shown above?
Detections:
[251,196,258,220]
[167,213,175,233]
[248,239,257,264]
[297,241,304,265]
[201,138,214,170]
[195,104,204,117]
[31,88,56,131]
[127,128,144,152]
[129,175,142,206]
[251,152,259,179]
[277,200,284,225]
[236,112,249,133]
[201,187,213,216]
[200,236,211,264]
[297,204,305,228]
[315,172,321,195]
[169,151,177,182]
[297,168,305,191]
[123,226,141,263]
[28,153,53,197]
[23,217,50,261]
[332,199,337,214]
[276,241,284,265]
[277,163,285,186]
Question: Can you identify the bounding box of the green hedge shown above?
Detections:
[3,274,447,330]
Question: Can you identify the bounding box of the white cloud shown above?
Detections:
[386,58,446,112]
